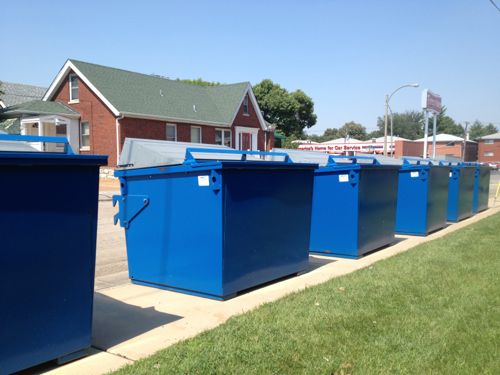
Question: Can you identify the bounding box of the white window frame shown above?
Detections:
[234,126,258,151]
[243,95,249,115]
[215,128,232,147]
[484,139,494,144]
[190,126,202,143]
[69,74,79,103]
[80,121,90,150]
[484,151,494,157]
[166,123,177,141]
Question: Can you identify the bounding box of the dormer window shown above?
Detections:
[69,74,79,102]
[243,94,249,115]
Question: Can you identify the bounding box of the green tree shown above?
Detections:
[484,123,498,135]
[338,121,368,140]
[308,128,339,143]
[435,106,464,136]
[468,120,499,140]
[253,79,317,136]
[376,110,424,140]
[366,129,383,140]
[176,78,221,86]
[281,133,301,149]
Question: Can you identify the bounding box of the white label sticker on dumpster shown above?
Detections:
[338,174,349,182]
[449,172,452,177]
[198,175,210,187]
[410,171,419,178]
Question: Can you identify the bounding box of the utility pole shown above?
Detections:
[423,111,429,158]
[383,94,389,156]
[462,121,469,161]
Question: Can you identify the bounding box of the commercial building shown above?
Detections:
[296,133,478,161]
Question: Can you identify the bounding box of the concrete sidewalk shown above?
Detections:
[35,200,500,375]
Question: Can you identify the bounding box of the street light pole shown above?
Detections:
[389,105,394,157]
[384,95,389,156]
[383,83,419,156]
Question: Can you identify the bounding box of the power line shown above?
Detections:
[489,0,500,13]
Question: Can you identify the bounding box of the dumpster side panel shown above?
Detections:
[309,169,359,256]
[458,167,475,220]
[395,168,428,235]
[357,167,398,255]
[447,167,475,222]
[0,165,100,374]
[222,168,314,297]
[473,166,490,213]
[123,171,224,297]
[426,166,450,233]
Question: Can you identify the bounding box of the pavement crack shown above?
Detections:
[91,345,137,362]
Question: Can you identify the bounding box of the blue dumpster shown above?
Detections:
[472,163,491,213]
[447,162,475,222]
[396,158,450,236]
[0,135,106,374]
[308,155,400,259]
[113,139,316,300]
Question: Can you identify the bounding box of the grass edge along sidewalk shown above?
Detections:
[113,213,500,375]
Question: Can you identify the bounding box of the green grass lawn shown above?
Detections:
[113,213,500,375]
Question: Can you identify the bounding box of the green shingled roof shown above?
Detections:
[0,100,79,117]
[69,60,249,125]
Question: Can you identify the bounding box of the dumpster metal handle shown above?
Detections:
[0,134,75,155]
[402,157,434,166]
[327,155,380,165]
[184,148,292,164]
[113,194,149,229]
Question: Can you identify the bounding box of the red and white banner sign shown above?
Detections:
[298,141,393,153]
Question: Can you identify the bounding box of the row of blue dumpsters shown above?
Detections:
[0,135,492,374]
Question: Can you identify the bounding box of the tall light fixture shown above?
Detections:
[384,83,419,156]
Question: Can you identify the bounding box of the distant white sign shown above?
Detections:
[421,89,442,113]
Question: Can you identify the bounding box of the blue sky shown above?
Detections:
[1,0,499,133]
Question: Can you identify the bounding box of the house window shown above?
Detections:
[215,129,232,147]
[484,151,494,157]
[243,95,249,115]
[55,124,67,136]
[191,126,201,143]
[166,123,177,141]
[80,121,90,149]
[484,139,494,144]
[69,74,79,101]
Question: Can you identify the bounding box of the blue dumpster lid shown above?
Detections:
[400,157,450,169]
[115,140,317,176]
[0,134,107,166]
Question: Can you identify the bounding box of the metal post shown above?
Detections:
[432,113,437,159]
[462,122,469,162]
[383,94,388,156]
[423,111,429,158]
[390,110,394,157]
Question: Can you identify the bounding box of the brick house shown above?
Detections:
[477,132,500,164]
[42,59,274,166]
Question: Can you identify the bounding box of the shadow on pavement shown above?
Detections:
[92,293,183,349]
[307,255,337,271]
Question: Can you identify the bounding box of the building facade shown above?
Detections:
[477,132,500,165]
[41,60,274,166]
